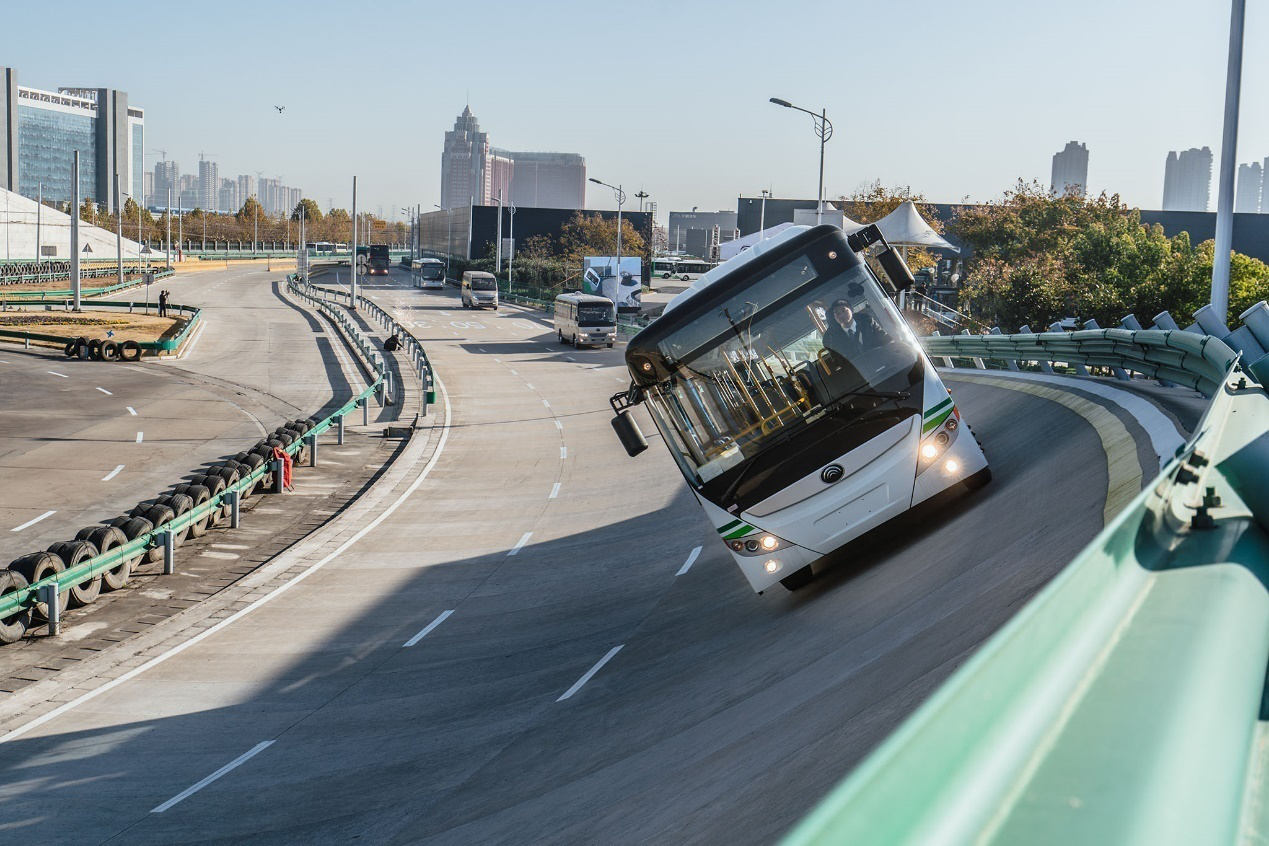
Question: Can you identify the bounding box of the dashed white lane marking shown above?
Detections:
[126,406,137,416]
[151,741,275,813]
[557,645,624,702]
[403,609,454,647]
[477,347,486,353]
[560,446,568,459]
[510,370,518,375]
[549,483,561,499]
[677,547,703,576]
[438,311,451,316]
[102,465,125,482]
[96,387,113,395]
[508,532,533,556]
[554,420,563,430]
[0,359,8,363]
[136,432,144,444]
[542,399,551,408]
[48,371,68,378]
[493,358,500,363]
[565,356,576,362]
[525,384,534,390]
[11,510,56,532]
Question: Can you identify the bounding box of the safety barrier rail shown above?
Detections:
[0,298,199,353]
[786,335,1269,844]
[0,281,395,640]
[0,268,174,301]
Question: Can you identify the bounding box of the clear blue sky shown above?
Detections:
[8,0,1268,218]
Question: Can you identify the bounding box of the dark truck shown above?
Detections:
[368,244,391,275]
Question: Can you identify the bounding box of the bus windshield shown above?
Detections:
[578,304,615,326]
[643,254,923,508]
[418,264,444,279]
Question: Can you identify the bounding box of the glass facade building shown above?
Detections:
[17,104,97,204]
[131,117,144,201]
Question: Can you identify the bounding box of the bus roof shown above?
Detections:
[555,292,614,305]
[413,257,444,264]
[662,225,811,316]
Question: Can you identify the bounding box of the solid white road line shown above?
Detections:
[560,446,568,459]
[102,465,125,482]
[549,483,561,499]
[554,420,563,430]
[96,387,113,395]
[542,399,551,408]
[508,532,533,556]
[151,741,275,813]
[557,645,624,702]
[676,547,703,576]
[175,316,209,360]
[136,432,144,443]
[48,371,68,378]
[403,609,455,647]
[126,406,137,416]
[11,511,56,532]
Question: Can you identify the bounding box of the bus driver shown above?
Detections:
[822,298,886,362]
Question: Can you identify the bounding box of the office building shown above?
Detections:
[218,177,240,216]
[1051,141,1088,197]
[0,67,144,212]
[1236,162,1262,214]
[153,159,179,207]
[237,174,255,205]
[440,106,585,210]
[198,157,219,212]
[667,210,738,255]
[1163,147,1213,212]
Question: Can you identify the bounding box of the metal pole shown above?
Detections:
[616,185,623,293]
[71,151,81,311]
[115,173,123,285]
[817,108,826,225]
[496,189,503,273]
[41,582,60,636]
[165,188,171,269]
[351,176,358,311]
[337,413,345,445]
[759,190,767,240]
[35,182,41,268]
[508,205,515,291]
[177,195,183,264]
[161,530,175,575]
[228,488,240,528]
[1211,0,1246,324]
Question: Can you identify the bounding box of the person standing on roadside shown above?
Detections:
[158,289,169,318]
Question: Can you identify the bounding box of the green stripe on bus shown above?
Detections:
[718,519,743,534]
[724,525,755,540]
[924,397,953,418]
[923,408,953,434]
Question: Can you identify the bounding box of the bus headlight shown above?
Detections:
[760,535,779,551]
[764,560,782,574]
[919,405,961,475]
[944,459,960,474]
[921,443,939,460]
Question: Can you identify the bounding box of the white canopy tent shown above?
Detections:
[718,222,796,262]
[873,200,959,254]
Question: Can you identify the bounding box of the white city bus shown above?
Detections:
[652,257,716,282]
[411,257,446,289]
[554,292,616,348]
[610,224,989,593]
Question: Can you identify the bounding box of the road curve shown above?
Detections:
[0,269,1168,845]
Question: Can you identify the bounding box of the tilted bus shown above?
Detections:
[609,224,990,593]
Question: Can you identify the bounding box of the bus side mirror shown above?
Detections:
[612,412,648,457]
[877,247,915,294]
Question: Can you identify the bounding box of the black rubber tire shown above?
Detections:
[232,452,253,465]
[63,339,79,357]
[273,432,295,447]
[120,340,142,361]
[74,525,100,542]
[109,515,134,529]
[964,466,993,492]
[49,540,101,607]
[87,338,103,360]
[183,485,212,537]
[86,526,131,590]
[100,340,119,361]
[779,565,815,592]
[237,453,265,472]
[606,342,614,348]
[9,552,67,623]
[287,419,311,434]
[0,569,32,643]
[154,493,194,547]
[195,474,228,524]
[138,505,176,562]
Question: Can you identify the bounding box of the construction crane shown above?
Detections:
[198,151,218,162]
[150,148,169,160]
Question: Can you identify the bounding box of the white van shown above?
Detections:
[461,271,499,309]
[554,292,617,348]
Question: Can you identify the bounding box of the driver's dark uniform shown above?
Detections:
[822,313,886,368]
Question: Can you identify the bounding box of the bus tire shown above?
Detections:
[606,342,614,348]
[120,340,142,361]
[662,272,671,279]
[964,467,992,492]
[779,565,815,591]
[0,569,33,643]
[49,540,102,607]
[86,526,132,590]
[9,552,67,623]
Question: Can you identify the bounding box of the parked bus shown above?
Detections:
[461,271,499,309]
[609,224,989,593]
[411,258,446,289]
[652,257,715,281]
[554,292,617,348]
[368,244,391,275]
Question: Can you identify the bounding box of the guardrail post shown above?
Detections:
[1049,321,1091,376]
[421,367,430,417]
[959,329,987,369]
[41,582,61,636]
[990,327,1019,371]
[160,530,175,575]
[1083,319,1131,380]
[307,433,317,467]
[337,413,345,445]
[385,371,393,405]
[272,458,285,493]
[930,331,954,369]
[227,488,241,528]
[1018,325,1054,374]
[1151,310,1181,331]
[363,396,369,426]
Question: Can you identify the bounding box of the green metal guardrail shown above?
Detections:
[0,298,199,353]
[786,334,1269,845]
[0,268,174,302]
[0,281,388,630]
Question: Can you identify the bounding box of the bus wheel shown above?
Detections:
[681,274,690,282]
[779,566,815,591]
[606,342,614,348]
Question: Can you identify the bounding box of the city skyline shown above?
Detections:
[6,0,1269,217]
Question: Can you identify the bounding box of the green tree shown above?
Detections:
[291,198,323,223]
[837,181,945,272]
[558,212,647,266]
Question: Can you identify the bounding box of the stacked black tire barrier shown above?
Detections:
[63,337,143,361]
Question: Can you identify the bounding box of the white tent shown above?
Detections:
[718,222,796,262]
[873,200,958,253]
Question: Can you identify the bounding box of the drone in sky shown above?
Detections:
[275,106,285,114]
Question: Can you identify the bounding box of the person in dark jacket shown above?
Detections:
[157,289,169,317]
[384,334,401,352]
[822,299,886,362]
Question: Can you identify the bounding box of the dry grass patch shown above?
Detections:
[0,310,182,345]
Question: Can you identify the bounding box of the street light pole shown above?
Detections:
[71,150,81,311]
[589,177,626,299]
[350,175,358,311]
[1211,0,1246,324]
[770,98,833,225]
[165,188,172,269]
[508,202,516,293]
[759,189,770,240]
[115,173,123,285]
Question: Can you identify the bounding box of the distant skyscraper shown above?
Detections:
[237,174,255,205]
[441,107,490,209]
[198,158,218,212]
[1163,147,1213,212]
[1236,162,1263,213]
[217,177,240,217]
[1051,141,1089,197]
[153,159,179,207]
[502,150,586,209]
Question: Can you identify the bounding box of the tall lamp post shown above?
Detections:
[1211,0,1246,324]
[759,189,771,240]
[589,177,626,297]
[770,97,832,225]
